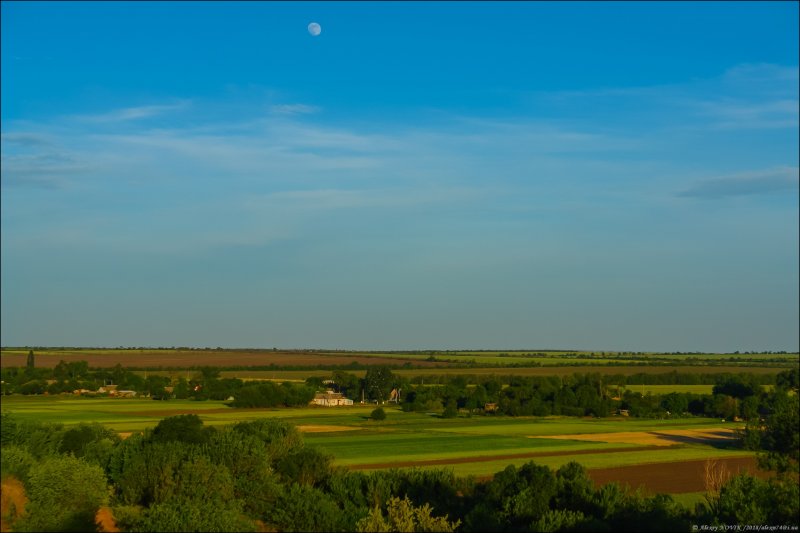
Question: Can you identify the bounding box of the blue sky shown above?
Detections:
[2,1,798,351]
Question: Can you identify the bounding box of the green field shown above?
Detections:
[3,347,796,370]
[1,395,754,480]
[211,364,788,382]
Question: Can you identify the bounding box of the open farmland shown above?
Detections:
[0,395,760,495]
[0,348,450,369]
[2,347,796,370]
[217,364,788,383]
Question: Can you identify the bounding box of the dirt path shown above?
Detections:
[1,477,27,532]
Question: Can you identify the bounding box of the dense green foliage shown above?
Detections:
[1,366,798,531]
[2,404,797,532]
[230,381,316,408]
[13,454,109,532]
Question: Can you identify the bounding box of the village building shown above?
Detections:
[311,390,354,407]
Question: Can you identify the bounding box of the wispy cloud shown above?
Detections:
[693,98,799,130]
[722,63,799,86]
[269,103,320,115]
[0,153,85,189]
[72,101,190,123]
[0,132,85,189]
[244,186,486,212]
[677,167,800,199]
[524,62,799,131]
[0,133,53,147]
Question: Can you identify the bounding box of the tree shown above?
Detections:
[231,419,304,465]
[151,414,214,445]
[15,455,108,532]
[204,429,281,518]
[441,400,458,419]
[757,389,799,473]
[268,483,346,533]
[275,447,333,487]
[0,445,36,484]
[356,496,460,532]
[136,501,257,533]
[775,368,799,392]
[172,378,191,399]
[25,350,35,372]
[713,375,762,400]
[553,461,595,514]
[199,366,221,381]
[59,422,119,459]
[714,474,771,525]
[332,370,361,398]
[365,366,395,402]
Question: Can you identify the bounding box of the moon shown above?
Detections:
[308,22,321,36]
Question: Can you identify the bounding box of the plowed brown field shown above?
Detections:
[587,456,766,494]
[0,350,446,369]
[347,446,665,470]
[349,454,764,494]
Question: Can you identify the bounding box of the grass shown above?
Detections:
[430,416,739,436]
[304,430,630,465]
[1,395,757,481]
[427,448,755,478]
[670,492,707,510]
[618,384,715,395]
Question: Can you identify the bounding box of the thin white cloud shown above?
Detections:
[269,103,320,115]
[244,186,486,212]
[0,133,53,147]
[693,98,799,130]
[524,62,799,131]
[71,101,190,123]
[678,167,800,199]
[722,63,799,85]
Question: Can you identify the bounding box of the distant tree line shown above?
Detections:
[3,358,796,423]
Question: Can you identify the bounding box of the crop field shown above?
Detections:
[0,349,450,369]
[384,352,799,367]
[1,395,760,495]
[2,348,796,370]
[617,384,715,395]
[2,346,785,499]
[218,364,787,383]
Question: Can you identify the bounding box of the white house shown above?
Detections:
[311,390,354,407]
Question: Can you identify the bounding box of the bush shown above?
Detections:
[371,407,386,421]
[15,455,108,532]
[151,414,214,445]
[59,422,120,458]
[442,404,458,419]
[356,496,460,532]
[0,445,36,484]
[268,483,346,532]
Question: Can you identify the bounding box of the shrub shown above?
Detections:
[371,407,387,421]
[356,496,460,532]
[15,455,108,532]
[151,414,214,445]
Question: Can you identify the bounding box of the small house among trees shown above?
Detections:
[312,390,354,407]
